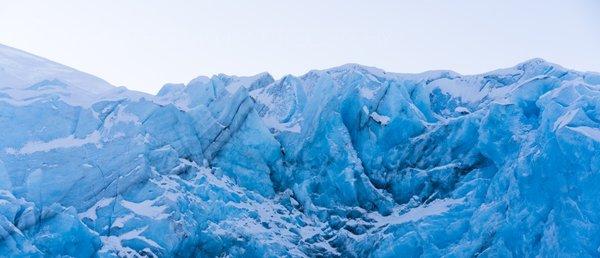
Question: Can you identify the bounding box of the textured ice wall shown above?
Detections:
[0,44,599,257]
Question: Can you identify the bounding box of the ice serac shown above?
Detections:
[0,45,599,257]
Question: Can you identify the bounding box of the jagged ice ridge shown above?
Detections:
[0,43,599,257]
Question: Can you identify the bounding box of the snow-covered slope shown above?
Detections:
[0,44,113,93]
[0,45,599,257]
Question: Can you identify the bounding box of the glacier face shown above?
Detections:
[0,44,599,257]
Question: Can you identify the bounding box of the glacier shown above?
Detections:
[0,43,599,257]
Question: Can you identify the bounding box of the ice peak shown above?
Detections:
[517,57,552,67]
[0,43,114,94]
[326,63,390,77]
[515,58,567,74]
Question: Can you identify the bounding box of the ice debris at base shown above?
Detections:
[1,44,600,257]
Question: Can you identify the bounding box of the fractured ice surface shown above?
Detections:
[0,44,599,257]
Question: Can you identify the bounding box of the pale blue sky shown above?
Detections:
[0,0,599,93]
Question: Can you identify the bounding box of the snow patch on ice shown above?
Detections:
[120,199,169,220]
[371,198,464,226]
[428,78,488,103]
[454,106,470,114]
[261,116,302,133]
[553,109,579,131]
[112,214,135,228]
[7,131,102,155]
[567,126,600,142]
[370,112,391,125]
[79,197,115,221]
[99,226,162,257]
